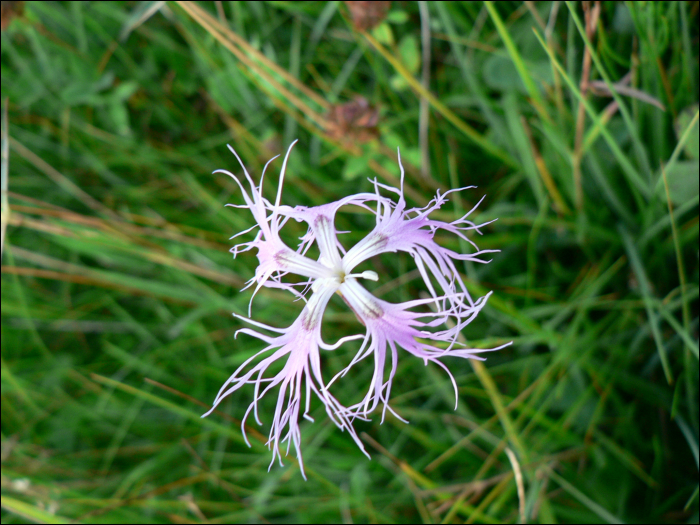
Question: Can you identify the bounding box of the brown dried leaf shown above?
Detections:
[344,1,391,31]
[1,1,24,30]
[325,97,379,143]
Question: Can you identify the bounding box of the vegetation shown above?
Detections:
[1,1,698,523]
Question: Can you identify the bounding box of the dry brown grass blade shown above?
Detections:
[177,1,329,112]
[572,0,601,211]
[178,2,438,206]
[588,79,666,111]
[521,116,571,215]
[7,213,244,287]
[8,191,230,249]
[505,447,526,523]
[10,137,120,221]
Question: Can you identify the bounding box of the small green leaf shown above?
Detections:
[109,81,139,103]
[108,102,132,136]
[483,55,521,92]
[675,104,699,159]
[389,74,409,91]
[371,22,394,46]
[397,34,420,75]
[386,10,409,24]
[656,161,699,206]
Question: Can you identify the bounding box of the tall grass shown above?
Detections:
[1,1,698,523]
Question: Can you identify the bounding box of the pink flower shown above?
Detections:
[203,140,510,478]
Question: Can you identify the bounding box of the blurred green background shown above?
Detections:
[1,1,698,523]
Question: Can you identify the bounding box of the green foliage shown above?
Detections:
[1,1,698,523]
